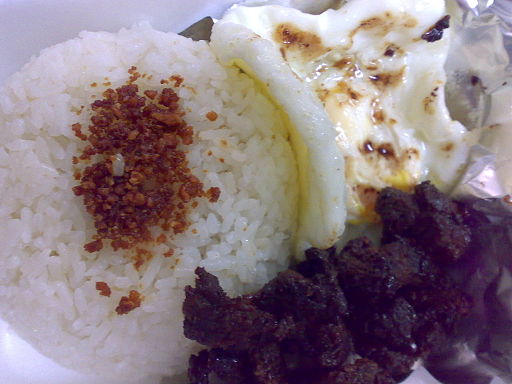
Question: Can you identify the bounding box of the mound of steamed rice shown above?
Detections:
[0,23,298,380]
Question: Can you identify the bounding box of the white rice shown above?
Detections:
[0,23,298,381]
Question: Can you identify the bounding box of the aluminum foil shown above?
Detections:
[445,0,512,212]
[427,1,512,383]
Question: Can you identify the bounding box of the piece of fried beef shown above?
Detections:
[183,182,474,384]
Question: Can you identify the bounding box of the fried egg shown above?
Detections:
[220,0,477,223]
[211,21,346,253]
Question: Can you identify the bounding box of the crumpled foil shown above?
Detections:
[423,197,512,384]
[427,1,512,384]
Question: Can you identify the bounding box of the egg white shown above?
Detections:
[221,0,477,222]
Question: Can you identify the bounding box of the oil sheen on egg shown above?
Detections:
[221,0,475,223]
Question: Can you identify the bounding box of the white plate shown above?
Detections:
[0,0,236,84]
[0,1,444,383]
